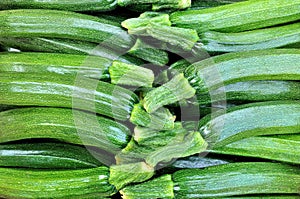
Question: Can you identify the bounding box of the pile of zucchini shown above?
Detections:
[0,0,299,198]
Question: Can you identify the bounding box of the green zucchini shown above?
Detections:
[171,0,300,33]
[0,107,131,155]
[0,72,138,121]
[0,142,105,169]
[199,101,300,147]
[197,80,300,105]
[0,167,116,198]
[202,22,300,52]
[0,0,117,11]
[184,49,300,92]
[210,136,300,164]
[0,9,135,52]
[0,37,144,65]
[173,162,300,198]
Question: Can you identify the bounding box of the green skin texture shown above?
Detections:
[0,167,116,198]
[202,22,300,52]
[173,162,300,198]
[210,136,300,164]
[0,0,117,11]
[0,143,104,169]
[198,101,300,147]
[0,9,135,52]
[0,72,138,121]
[171,0,300,33]
[185,49,300,92]
[0,107,131,154]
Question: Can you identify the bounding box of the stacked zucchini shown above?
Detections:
[0,0,299,198]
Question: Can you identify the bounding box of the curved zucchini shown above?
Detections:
[0,9,135,52]
[0,0,117,11]
[171,0,300,33]
[185,49,300,92]
[0,167,116,198]
[199,101,300,147]
[202,22,300,52]
[210,136,300,164]
[0,37,144,65]
[0,72,138,121]
[173,162,300,198]
[0,107,131,154]
[0,142,105,169]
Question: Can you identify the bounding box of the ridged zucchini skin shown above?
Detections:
[184,49,300,92]
[197,80,300,105]
[172,162,300,198]
[0,108,131,155]
[0,52,111,80]
[202,22,300,52]
[0,37,144,65]
[0,72,138,121]
[0,167,116,198]
[0,9,135,52]
[0,142,104,169]
[171,0,300,33]
[199,101,300,147]
[0,0,117,12]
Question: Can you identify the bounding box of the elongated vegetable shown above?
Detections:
[0,0,117,11]
[199,101,300,147]
[173,162,300,198]
[210,136,300,164]
[202,22,300,52]
[0,9,135,52]
[0,167,116,198]
[0,142,105,169]
[0,107,131,154]
[0,72,138,120]
[171,0,300,33]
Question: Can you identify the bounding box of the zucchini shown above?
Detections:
[198,101,300,147]
[202,22,300,52]
[190,0,245,10]
[0,72,138,121]
[171,0,300,33]
[0,0,117,12]
[0,9,135,52]
[0,167,116,198]
[173,162,300,198]
[184,49,300,92]
[0,107,131,155]
[0,37,144,65]
[0,142,105,169]
[210,136,300,164]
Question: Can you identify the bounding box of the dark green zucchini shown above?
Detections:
[171,0,300,33]
[0,142,105,169]
[0,107,131,155]
[0,0,117,11]
[0,37,144,65]
[0,9,135,52]
[173,162,300,198]
[0,72,138,121]
[0,167,116,198]
[198,101,300,147]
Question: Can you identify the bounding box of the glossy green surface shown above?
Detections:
[0,142,104,169]
[0,52,111,80]
[171,0,300,33]
[198,101,300,147]
[0,72,138,120]
[0,107,131,154]
[211,136,300,164]
[0,167,116,198]
[173,162,300,198]
[0,9,135,52]
[185,49,300,92]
